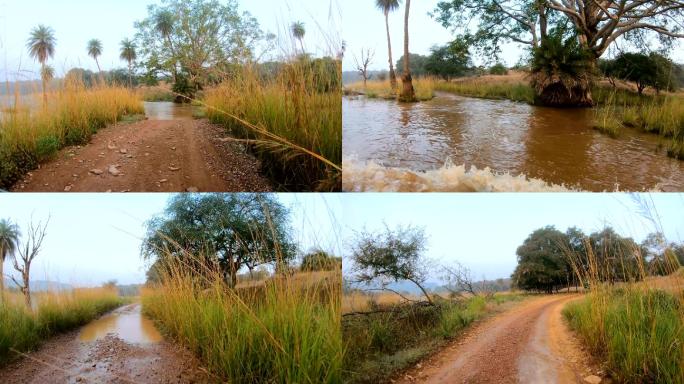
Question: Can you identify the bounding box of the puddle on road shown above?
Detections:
[144,101,196,120]
[79,304,163,344]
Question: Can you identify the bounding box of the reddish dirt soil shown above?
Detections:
[0,305,213,384]
[396,295,606,384]
[11,117,272,192]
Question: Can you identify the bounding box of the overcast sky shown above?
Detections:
[0,0,342,81]
[339,193,684,281]
[340,0,684,72]
[0,193,342,287]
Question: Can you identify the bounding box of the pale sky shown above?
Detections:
[0,193,342,287]
[339,193,684,281]
[341,0,684,72]
[0,0,342,81]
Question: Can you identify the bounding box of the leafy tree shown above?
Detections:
[0,219,20,301]
[587,227,643,284]
[292,21,306,54]
[301,250,342,272]
[489,63,508,75]
[424,39,471,80]
[396,53,429,78]
[87,39,103,73]
[530,26,594,107]
[142,194,296,288]
[350,225,434,304]
[375,0,402,89]
[511,226,570,293]
[26,25,56,105]
[433,0,684,106]
[609,52,679,94]
[119,38,137,88]
[399,0,415,102]
[134,0,265,96]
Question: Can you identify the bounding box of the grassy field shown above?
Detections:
[342,291,525,383]
[0,80,144,189]
[142,263,342,383]
[0,288,126,365]
[594,94,684,159]
[564,285,683,383]
[205,59,342,192]
[345,78,435,102]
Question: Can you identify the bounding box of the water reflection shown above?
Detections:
[79,304,163,344]
[343,93,684,191]
[144,101,196,120]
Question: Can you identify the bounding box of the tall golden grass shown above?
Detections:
[562,202,684,383]
[142,253,342,383]
[204,59,342,191]
[0,78,143,188]
[0,287,125,365]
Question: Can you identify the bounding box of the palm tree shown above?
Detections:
[376,0,401,89]
[87,39,103,73]
[399,0,415,102]
[0,219,20,302]
[155,10,177,83]
[41,65,55,90]
[26,25,56,105]
[291,22,306,55]
[120,39,137,88]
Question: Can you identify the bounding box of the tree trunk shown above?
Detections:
[41,64,47,107]
[399,0,415,102]
[128,63,133,89]
[0,258,4,302]
[95,58,101,73]
[411,279,434,305]
[385,12,397,89]
[22,272,31,308]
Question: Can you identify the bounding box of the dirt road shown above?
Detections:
[396,295,604,384]
[0,304,212,384]
[11,111,272,192]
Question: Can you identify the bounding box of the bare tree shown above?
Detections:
[11,218,49,308]
[442,262,476,298]
[350,225,435,305]
[354,48,375,87]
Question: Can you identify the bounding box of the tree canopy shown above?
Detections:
[349,225,434,304]
[601,52,680,94]
[396,53,429,77]
[134,0,266,94]
[433,0,684,61]
[142,193,296,288]
[424,39,471,80]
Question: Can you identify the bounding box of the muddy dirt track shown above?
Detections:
[0,304,212,384]
[396,294,605,384]
[11,113,272,193]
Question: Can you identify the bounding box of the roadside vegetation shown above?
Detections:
[342,224,526,383]
[140,194,342,383]
[0,288,125,366]
[205,59,342,191]
[0,81,143,189]
[508,202,684,383]
[0,217,127,365]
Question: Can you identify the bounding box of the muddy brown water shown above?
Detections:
[144,101,197,120]
[79,304,163,344]
[343,93,684,191]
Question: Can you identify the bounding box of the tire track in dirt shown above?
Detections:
[0,304,212,384]
[11,116,272,193]
[396,294,602,384]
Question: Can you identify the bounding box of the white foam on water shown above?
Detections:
[342,158,575,192]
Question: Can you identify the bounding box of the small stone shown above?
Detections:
[126,155,134,159]
[186,187,199,193]
[168,166,181,171]
[108,165,121,176]
[72,174,78,178]
[159,179,168,183]
[90,169,104,175]
[119,148,128,154]
[64,185,72,192]
[107,142,117,150]
[171,147,177,151]
[584,375,602,384]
